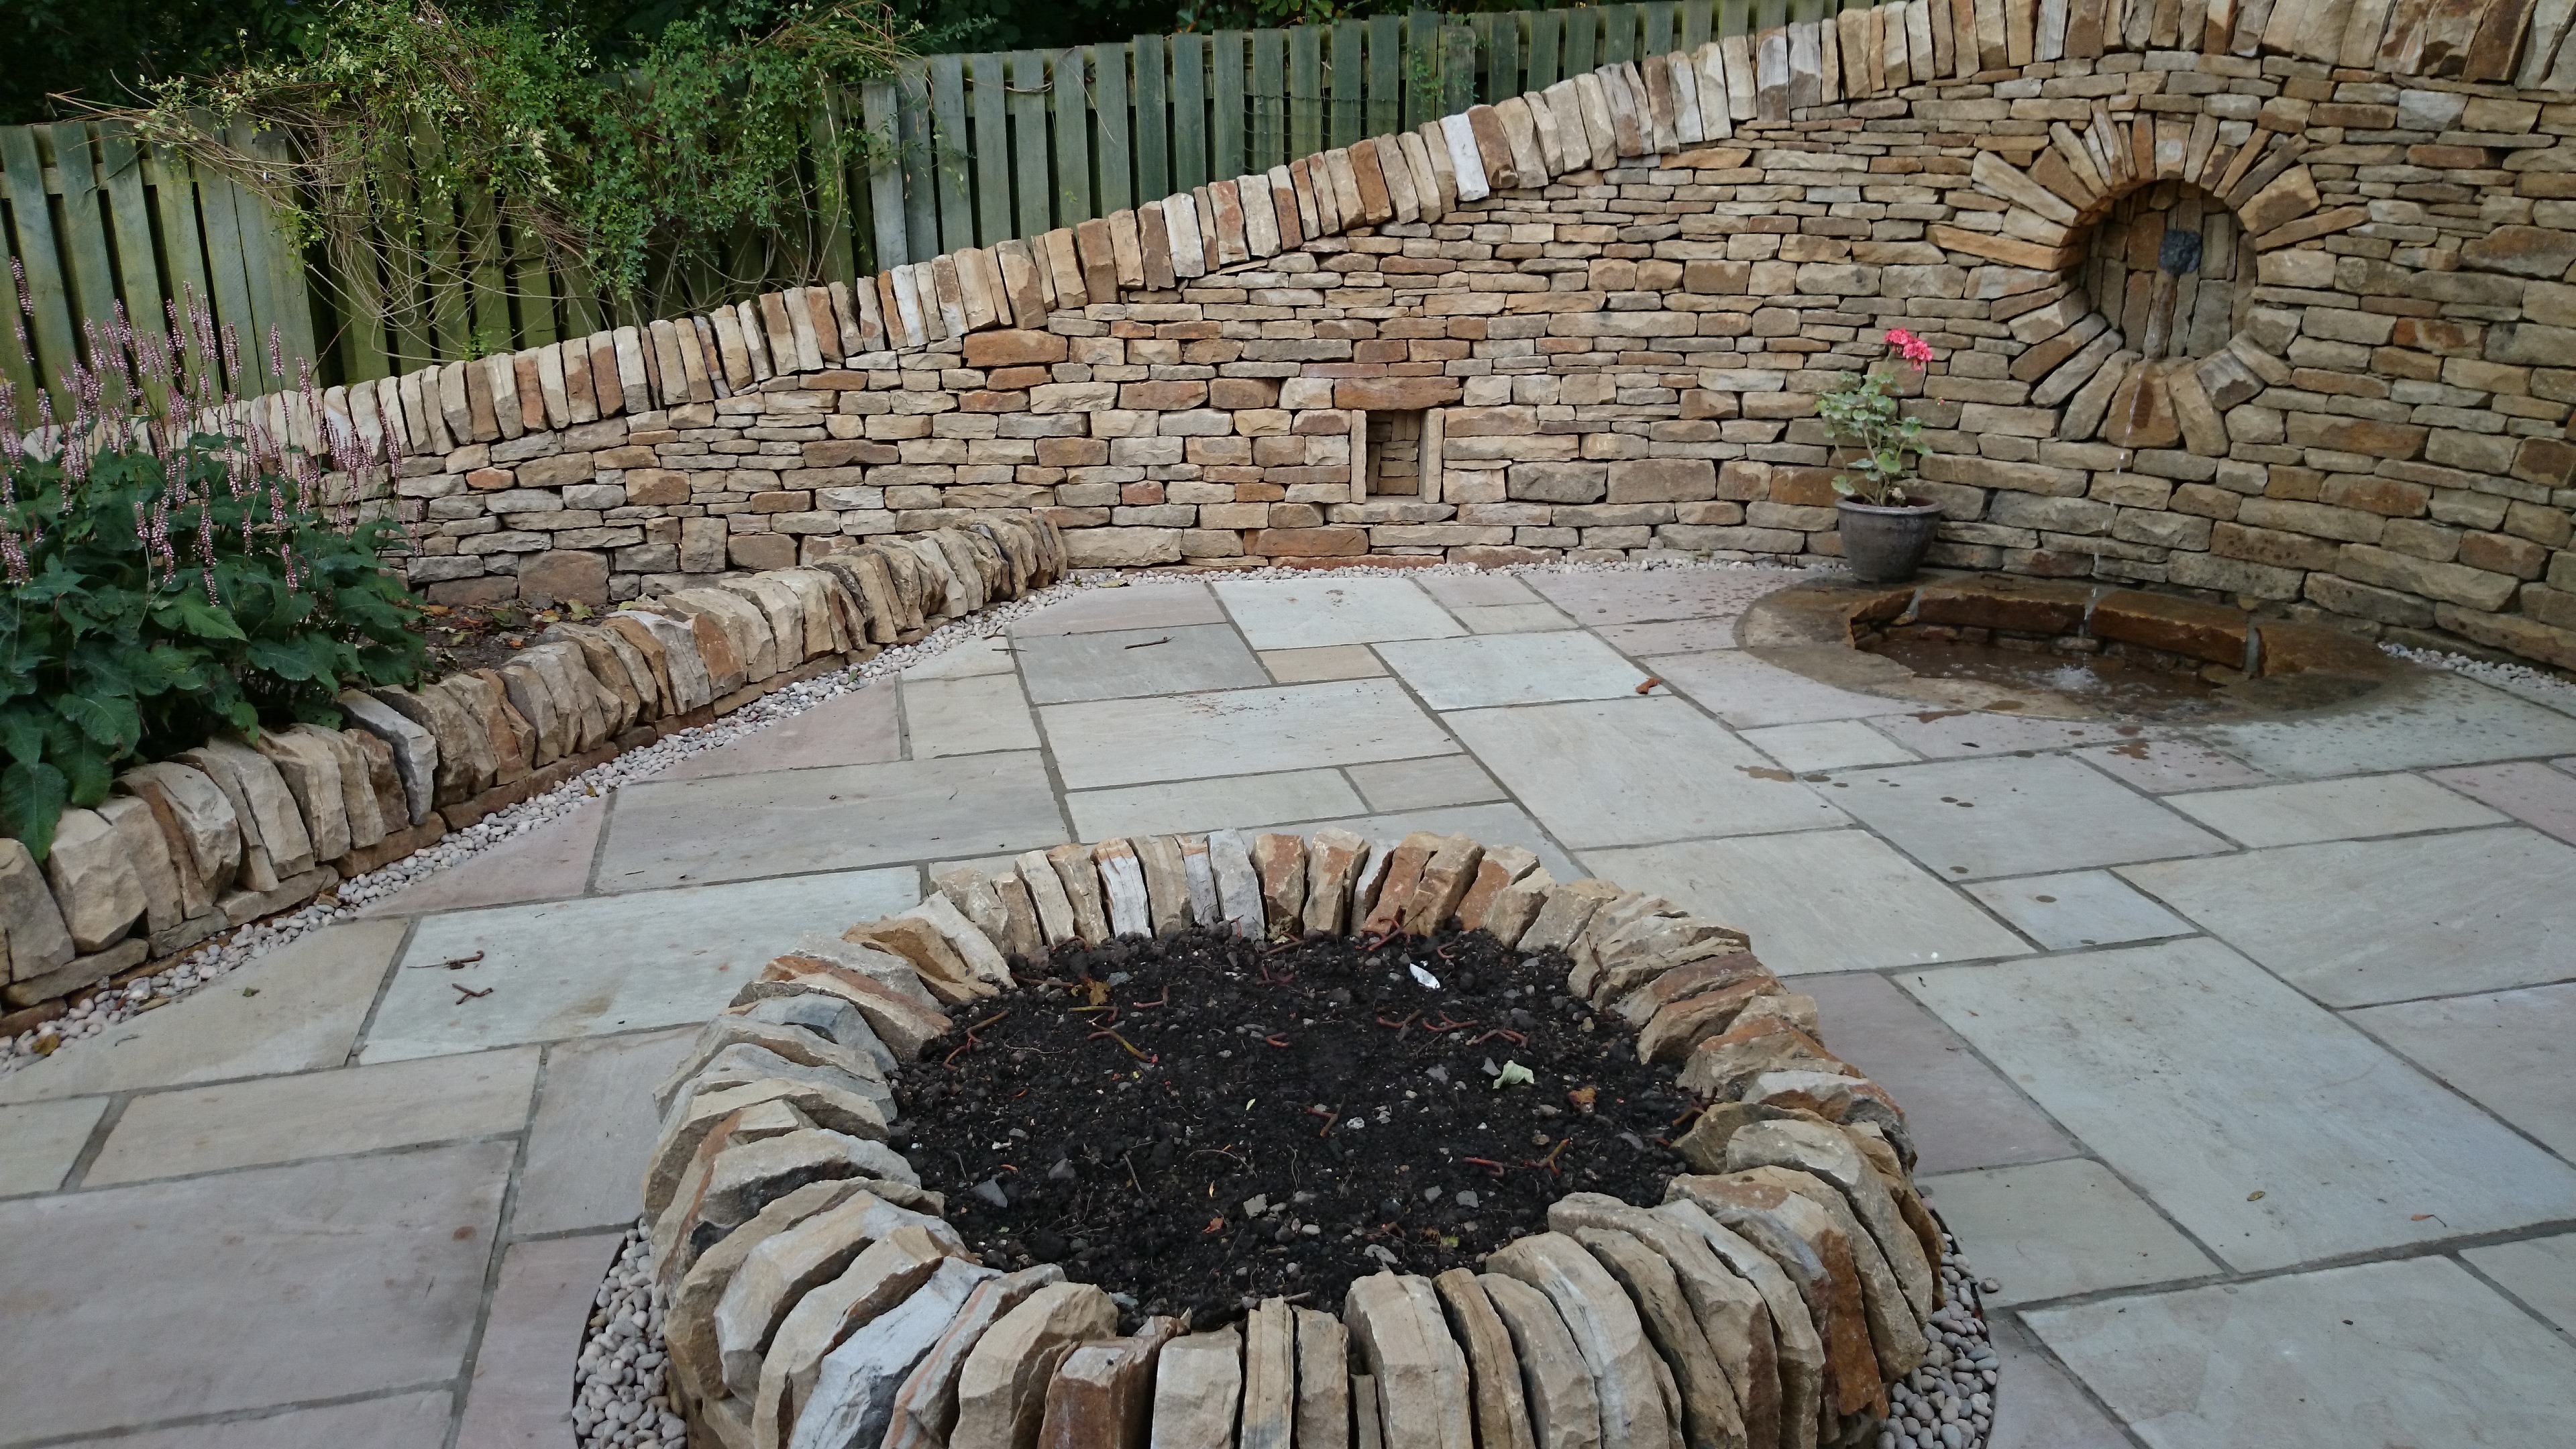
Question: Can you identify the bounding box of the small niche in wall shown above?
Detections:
[2078,181,2241,363]
[1347,408,1444,504]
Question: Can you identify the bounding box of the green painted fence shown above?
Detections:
[0,1,1837,429]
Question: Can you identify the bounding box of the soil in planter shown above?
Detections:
[895,926,1696,1332]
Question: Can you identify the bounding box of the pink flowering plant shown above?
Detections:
[1817,328,1937,507]
[0,278,424,859]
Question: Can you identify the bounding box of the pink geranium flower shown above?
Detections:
[1885,327,1935,366]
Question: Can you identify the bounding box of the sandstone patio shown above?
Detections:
[4,563,2575,1448]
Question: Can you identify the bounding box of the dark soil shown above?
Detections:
[894,926,1695,1332]
[413,600,593,676]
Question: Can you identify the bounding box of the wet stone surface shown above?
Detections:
[896,927,1691,1330]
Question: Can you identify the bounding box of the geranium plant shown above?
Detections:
[1817,327,1937,507]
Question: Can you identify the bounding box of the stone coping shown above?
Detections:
[1737,571,2406,720]
[637,828,1987,1449]
[0,514,1068,1028]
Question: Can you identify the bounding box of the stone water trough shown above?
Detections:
[615,829,1998,1449]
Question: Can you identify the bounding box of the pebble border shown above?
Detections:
[0,555,1808,1071]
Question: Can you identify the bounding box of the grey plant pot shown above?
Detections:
[1837,495,1945,583]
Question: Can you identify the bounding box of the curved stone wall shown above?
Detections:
[321,11,2576,677]
[639,828,1987,1449]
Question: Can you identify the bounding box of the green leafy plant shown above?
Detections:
[1817,327,1935,508]
[132,0,922,341]
[0,296,425,858]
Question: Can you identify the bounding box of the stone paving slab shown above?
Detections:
[599,752,1063,889]
[1986,1317,2130,1449]
[2346,981,2576,1161]
[1449,697,1847,849]
[93,1391,455,1449]
[1344,754,1506,813]
[1213,577,1465,649]
[0,1140,511,1444]
[503,1026,696,1237]
[1452,603,1574,634]
[361,870,918,1063]
[1066,769,1367,841]
[2462,1233,2576,1333]
[1962,869,2195,952]
[2068,738,2269,793]
[1379,631,1652,710]
[2424,759,2576,845]
[363,804,607,917]
[1586,830,2030,975]
[1419,573,1540,608]
[1523,568,1794,624]
[1867,711,2157,760]
[1827,755,2230,881]
[1650,649,1909,727]
[1794,972,2077,1175]
[1042,680,1458,790]
[904,635,1016,676]
[1588,618,1739,655]
[1917,1158,2220,1307]
[2121,827,2576,1007]
[1017,623,1271,704]
[2198,672,2576,779]
[1008,582,1225,636]
[903,674,1042,757]
[455,1232,624,1448]
[0,1095,107,1197]
[85,1047,541,1188]
[1911,938,2576,1273]
[1258,645,1386,682]
[2027,1257,2576,1449]
[1737,719,1919,773]
[0,921,409,1105]
[2166,772,2506,847]
[651,684,903,780]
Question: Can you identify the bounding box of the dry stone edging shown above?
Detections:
[625,826,2001,1449]
[0,514,1068,1037]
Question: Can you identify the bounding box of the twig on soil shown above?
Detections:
[1463,1157,1510,1176]
[1086,1027,1155,1062]
[946,1010,1012,1066]
[1467,1028,1527,1046]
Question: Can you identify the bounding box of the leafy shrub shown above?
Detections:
[1,305,425,858]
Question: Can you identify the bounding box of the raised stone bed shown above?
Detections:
[0,514,1066,1040]
[1739,572,2402,720]
[626,828,1996,1449]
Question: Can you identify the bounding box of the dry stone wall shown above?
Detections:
[321,5,2576,675]
[637,827,1994,1449]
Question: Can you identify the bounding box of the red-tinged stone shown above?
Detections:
[2090,589,2250,667]
[1357,831,1444,938]
[1247,527,1369,557]
[1332,376,1464,411]
[1908,577,2094,635]
[1034,1318,1183,1449]
[965,330,1071,368]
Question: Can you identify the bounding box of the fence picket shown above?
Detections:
[897,65,940,265]
[1289,26,1324,159]
[1213,32,1247,182]
[0,252,34,415]
[1484,13,1522,101]
[1251,30,1287,172]
[187,154,265,390]
[931,53,975,255]
[1,127,78,415]
[48,125,123,360]
[1646,1,1679,55]
[1172,34,1210,193]
[1010,51,1053,234]
[1331,21,1366,147]
[862,79,908,270]
[1055,49,1095,225]
[95,121,174,405]
[1095,46,1134,215]
[1529,9,1565,85]
[145,142,220,392]
[1135,33,1173,203]
[1368,15,1403,136]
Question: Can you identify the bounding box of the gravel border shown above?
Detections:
[2383,641,2576,719]
[1,553,1816,1071]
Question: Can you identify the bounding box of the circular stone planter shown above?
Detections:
[1738,572,2402,722]
[605,828,1997,1449]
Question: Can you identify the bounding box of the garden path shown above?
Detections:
[5,564,2576,1448]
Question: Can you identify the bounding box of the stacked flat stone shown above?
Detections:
[641,828,1970,1449]
[0,516,1064,1024]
